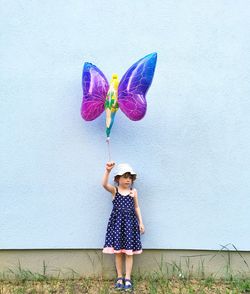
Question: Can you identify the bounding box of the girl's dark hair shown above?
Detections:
[114,172,137,184]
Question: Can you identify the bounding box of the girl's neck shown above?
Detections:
[118,186,132,192]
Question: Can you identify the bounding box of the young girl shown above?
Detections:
[102,161,145,291]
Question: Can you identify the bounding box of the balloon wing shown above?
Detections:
[117,52,157,121]
[81,62,109,121]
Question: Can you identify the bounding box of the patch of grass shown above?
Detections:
[0,273,250,293]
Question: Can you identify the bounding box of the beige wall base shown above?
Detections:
[0,249,249,280]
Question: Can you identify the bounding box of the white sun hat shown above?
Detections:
[113,163,136,179]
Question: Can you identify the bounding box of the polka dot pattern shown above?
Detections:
[103,188,142,255]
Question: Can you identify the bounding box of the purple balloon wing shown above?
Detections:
[81,62,109,121]
[118,52,157,121]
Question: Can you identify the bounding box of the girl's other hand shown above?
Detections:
[106,161,115,172]
[139,223,145,234]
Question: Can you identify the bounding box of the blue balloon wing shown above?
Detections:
[81,62,109,121]
[117,52,157,121]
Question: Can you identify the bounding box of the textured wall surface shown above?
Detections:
[1,0,250,250]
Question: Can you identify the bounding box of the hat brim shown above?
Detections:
[113,171,137,181]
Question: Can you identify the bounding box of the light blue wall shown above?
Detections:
[1,0,250,250]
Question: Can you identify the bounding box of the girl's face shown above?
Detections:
[118,173,133,188]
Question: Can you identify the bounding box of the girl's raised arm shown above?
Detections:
[102,161,116,195]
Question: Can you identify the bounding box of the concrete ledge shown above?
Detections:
[0,249,249,279]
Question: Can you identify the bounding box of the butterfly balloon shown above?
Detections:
[81,52,157,140]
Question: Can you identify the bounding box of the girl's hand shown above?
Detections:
[106,161,115,172]
[139,223,145,234]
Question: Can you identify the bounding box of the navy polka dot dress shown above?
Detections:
[103,187,142,255]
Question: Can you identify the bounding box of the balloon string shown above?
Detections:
[106,138,111,161]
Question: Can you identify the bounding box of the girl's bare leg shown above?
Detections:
[125,254,133,284]
[115,253,123,284]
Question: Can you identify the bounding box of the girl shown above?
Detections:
[102,161,145,291]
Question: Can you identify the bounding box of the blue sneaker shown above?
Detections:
[114,277,124,291]
[124,278,133,292]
